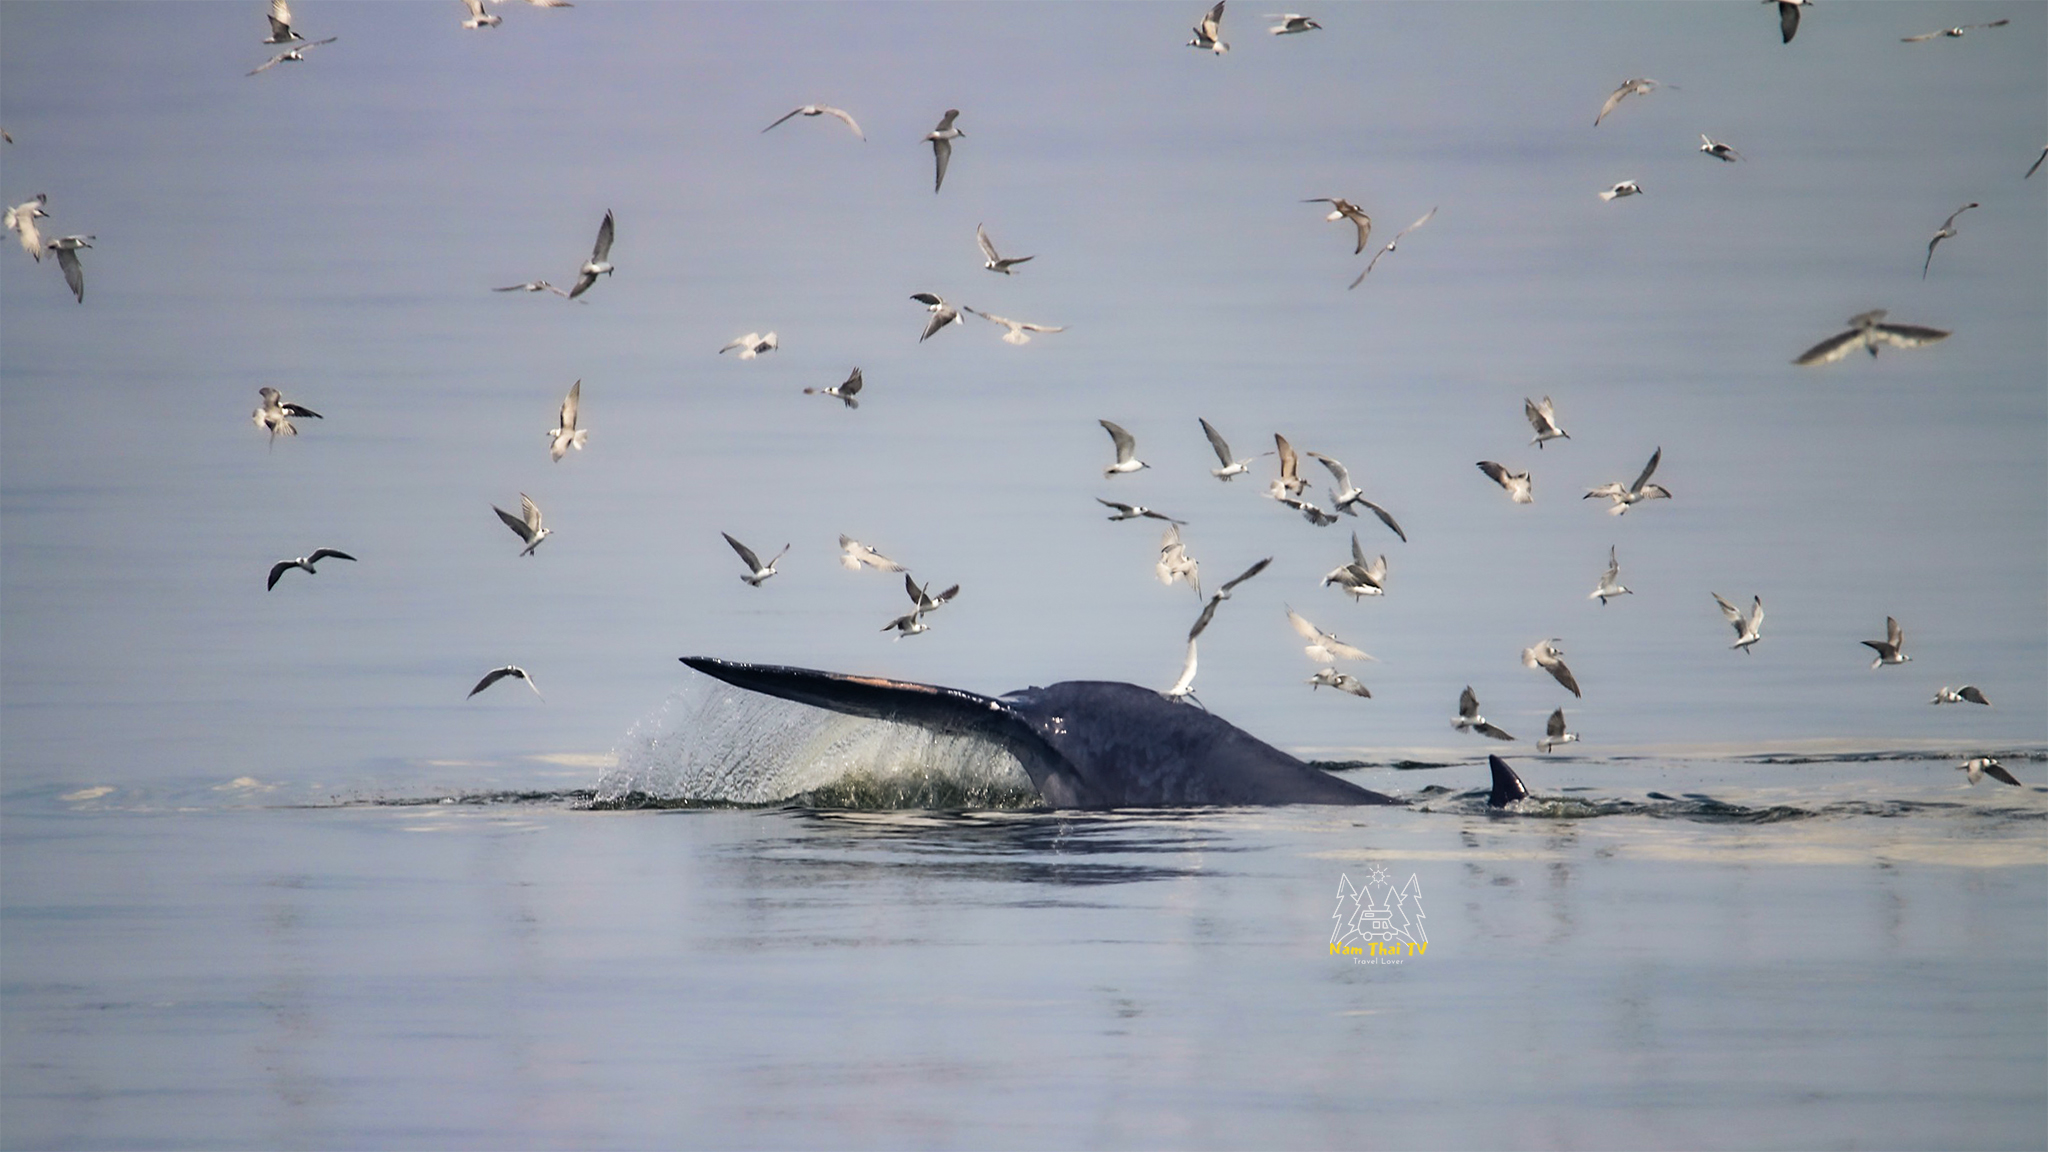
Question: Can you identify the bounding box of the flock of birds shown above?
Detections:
[6,2,2036,792]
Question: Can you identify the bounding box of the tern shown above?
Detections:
[964,307,1064,344]
[723,533,789,587]
[1100,420,1150,476]
[1477,461,1533,504]
[1274,433,1307,496]
[263,0,306,42]
[248,36,338,75]
[1321,534,1387,600]
[1766,0,1809,43]
[6,194,48,261]
[975,224,1034,274]
[761,104,864,140]
[1922,202,1977,279]
[1538,708,1579,753]
[1352,206,1435,286]
[1454,686,1515,741]
[1273,490,1338,526]
[1306,452,1407,541]
[47,234,91,303]
[719,331,778,359]
[1307,668,1371,697]
[266,548,357,590]
[1267,13,1321,34]
[548,379,586,462]
[252,386,322,444]
[567,210,614,299]
[1525,396,1569,448]
[1902,18,2008,41]
[1287,606,1374,665]
[1598,180,1644,201]
[1793,310,1950,365]
[1931,685,1990,706]
[1303,197,1371,254]
[1156,524,1201,598]
[1594,78,1661,127]
[838,535,905,572]
[493,493,550,556]
[804,367,863,409]
[1957,757,2020,787]
[1862,616,1910,668]
[1583,447,1670,515]
[1698,134,1743,162]
[1189,0,1229,53]
[1197,419,1264,481]
[1713,593,1764,652]
[924,109,963,193]
[460,0,501,28]
[909,292,963,341]
[1522,638,1582,697]
[1188,556,1271,639]
[1590,546,1631,605]
[493,280,567,296]
[469,665,543,700]
[1098,498,1184,525]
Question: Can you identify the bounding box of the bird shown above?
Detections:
[1922,202,1978,279]
[566,210,614,299]
[469,665,543,701]
[963,307,1064,345]
[1097,498,1184,525]
[975,224,1034,274]
[1793,310,1950,365]
[493,280,567,296]
[1100,420,1150,476]
[1590,546,1631,605]
[1321,534,1387,600]
[1267,13,1321,34]
[1352,206,1435,285]
[1156,524,1201,598]
[1273,433,1307,496]
[1273,490,1338,526]
[1307,668,1371,697]
[548,380,586,462]
[493,493,550,556]
[1189,0,1229,53]
[1713,593,1765,652]
[924,109,963,193]
[266,548,357,590]
[251,386,322,444]
[5,193,48,261]
[263,0,306,42]
[460,0,501,28]
[1302,197,1371,254]
[1931,685,1991,706]
[804,368,863,409]
[909,292,963,341]
[1598,180,1644,201]
[2028,146,2047,180]
[723,533,789,587]
[1476,461,1533,504]
[1583,447,1671,515]
[1862,616,1910,668]
[1594,78,1661,126]
[1188,556,1271,640]
[882,581,939,638]
[1902,18,2009,41]
[1306,452,1406,541]
[1764,0,1808,44]
[1196,419,1262,481]
[248,36,338,75]
[838,535,905,572]
[46,234,91,303]
[718,331,778,359]
[905,573,961,616]
[1525,396,1569,449]
[1454,686,1515,741]
[1698,134,1743,162]
[1287,607,1373,665]
[1522,639,1582,697]
[1957,757,2020,787]
[1537,708,1579,753]
[761,104,863,140]
[1163,636,1202,704]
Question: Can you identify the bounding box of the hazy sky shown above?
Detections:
[2,2,2043,792]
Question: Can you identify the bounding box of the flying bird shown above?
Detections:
[1764,0,1808,43]
[248,36,338,75]
[1922,202,1978,279]
[722,533,789,587]
[266,548,356,590]
[1454,686,1515,741]
[1957,757,2020,787]
[975,224,1034,274]
[1713,593,1764,652]
[1273,490,1338,527]
[761,104,864,140]
[1931,685,1990,706]
[1598,180,1644,201]
[838,535,905,572]
[1862,616,1910,668]
[1353,206,1436,285]
[548,380,586,462]
[924,109,963,193]
[251,386,322,444]
[1522,638,1582,697]
[1698,134,1743,162]
[1100,420,1150,476]
[905,573,960,616]
[1594,78,1661,126]
[5,194,48,261]
[263,0,306,42]
[804,367,863,408]
[1287,607,1374,665]
[1267,13,1321,34]
[1156,524,1201,598]
[1273,433,1307,496]
[1525,396,1569,448]
[46,234,91,303]
[469,665,543,700]
[1189,0,1229,53]
[1163,636,1202,704]
[1321,534,1387,600]
[493,280,567,296]
[460,0,501,28]
[1583,447,1671,515]
[964,307,1064,344]
[1902,18,2009,41]
[1793,310,1950,365]
[1590,546,1631,605]
[1477,461,1533,504]
[719,331,779,359]
[1198,419,1263,481]
[1538,708,1579,753]
[909,292,964,341]
[1188,556,1271,641]
[1097,498,1184,525]
[1307,668,1371,697]
[493,493,550,556]
[883,578,950,639]
[567,210,614,299]
[1303,197,1371,254]
[1306,452,1406,541]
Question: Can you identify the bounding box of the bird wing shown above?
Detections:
[1900,29,1945,41]
[821,107,863,138]
[1747,598,1764,635]
[1097,498,1135,516]
[1524,397,1550,434]
[1938,203,1979,232]
[1458,685,1480,719]
[931,137,952,193]
[1166,637,1199,698]
[248,52,290,75]
[1982,761,2022,786]
[931,108,959,132]
[1594,84,1629,126]
[1308,452,1352,491]
[1548,709,1567,739]
[568,270,598,298]
[1869,323,1950,350]
[840,368,862,396]
[909,291,945,308]
[1546,658,1582,698]
[279,402,322,418]
[469,667,516,697]
[559,379,580,431]
[1959,686,1990,706]
[761,107,804,133]
[723,532,762,571]
[1603,546,1619,583]
[1199,418,1234,466]
[1477,460,1510,487]
[1357,499,1406,543]
[1792,327,1867,365]
[1778,1,1800,41]
[1476,722,1516,741]
[520,493,543,533]
[307,548,356,564]
[1219,556,1271,595]
[1100,419,1138,462]
[1886,616,1902,649]
[54,246,83,302]
[495,504,534,542]
[590,211,614,262]
[1286,607,1321,643]
[266,561,297,590]
[1713,593,1743,626]
[1630,447,1662,494]
[463,0,489,19]
[919,307,956,341]
[976,224,999,264]
[1275,434,1299,484]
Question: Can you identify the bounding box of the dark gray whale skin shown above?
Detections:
[681,656,1404,809]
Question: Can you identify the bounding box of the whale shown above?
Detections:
[681,657,1529,810]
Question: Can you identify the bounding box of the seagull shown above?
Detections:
[975,223,1033,273]
[1713,593,1764,652]
[493,493,550,556]
[248,36,338,76]
[493,280,567,296]
[1098,498,1185,525]
[905,573,960,615]
[1163,636,1202,704]
[460,0,501,28]
[266,548,357,590]
[804,367,863,409]
[548,380,586,462]
[1321,534,1387,600]
[1931,685,1990,706]
[1454,686,1515,741]
[1100,420,1150,476]
[46,234,91,303]
[5,193,48,261]
[2028,146,2047,180]
[1598,180,1644,201]
[1922,202,1978,279]
[1583,447,1671,515]
[263,0,306,42]
[722,533,789,587]
[1902,18,2009,41]
[1156,524,1201,598]
[1695,133,1745,162]
[1793,310,1950,365]
[1537,708,1579,753]
[719,331,779,359]
[1197,419,1262,481]
[251,386,322,444]
[882,583,937,638]
[1187,556,1271,642]
[1267,13,1321,34]
[1594,78,1661,126]
[1522,638,1582,697]
[469,665,543,700]
[924,109,963,193]
[1862,616,1910,668]
[838,535,905,572]
[1307,668,1371,697]
[909,292,963,341]
[1590,546,1631,605]
[1287,606,1374,665]
[1274,433,1307,496]
[1352,206,1435,285]
[566,210,614,299]
[1306,452,1407,541]
[761,104,864,140]
[1273,490,1338,526]
[963,307,1064,345]
[1189,0,1229,53]
[1477,461,1533,504]
[1303,197,1371,254]
[1525,396,1569,449]
[1957,757,2021,787]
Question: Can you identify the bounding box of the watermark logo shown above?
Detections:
[1329,866,1427,962]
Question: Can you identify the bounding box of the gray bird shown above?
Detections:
[1583,447,1671,515]
[1922,202,1978,279]
[1525,396,1569,448]
[252,386,322,444]
[1931,685,1990,706]
[1267,13,1321,34]
[1188,556,1271,640]
[47,234,92,303]
[1454,686,1515,741]
[975,223,1034,274]
[723,533,789,587]
[910,292,964,341]
[1306,452,1406,541]
[493,493,550,556]
[1714,593,1764,652]
[1287,606,1374,665]
[1902,18,2008,41]
[1307,668,1371,697]
[1321,533,1387,600]
[263,0,306,43]
[1538,708,1579,753]
[1594,78,1661,127]
[924,109,963,193]
[248,35,338,75]
[1303,197,1371,254]
[1522,638,1582,697]
[567,210,614,299]
[761,104,864,140]
[1353,206,1436,286]
[548,379,586,462]
[1098,498,1184,525]
[1793,310,1950,365]
[469,665,543,700]
[1590,546,1631,605]
[804,368,863,409]
[461,0,501,28]
[493,280,567,296]
[1477,460,1533,504]
[1198,418,1263,481]
[6,193,48,261]
[1862,616,1910,668]
[266,548,356,590]
[1100,420,1150,476]
[963,307,1064,344]
[1189,0,1229,53]
[1699,134,1743,162]
[1598,180,1644,201]
[838,535,905,572]
[1957,757,2020,786]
